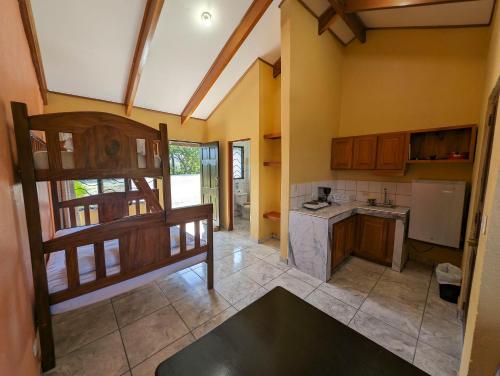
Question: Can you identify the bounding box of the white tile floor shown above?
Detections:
[45,230,463,376]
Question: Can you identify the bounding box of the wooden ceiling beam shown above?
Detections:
[180,0,273,125]
[318,7,337,35]
[18,0,48,104]
[327,0,366,43]
[344,0,479,13]
[273,58,281,78]
[124,0,164,116]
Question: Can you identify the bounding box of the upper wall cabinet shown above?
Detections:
[376,133,407,170]
[331,137,353,169]
[330,125,476,175]
[353,135,377,169]
[408,125,477,164]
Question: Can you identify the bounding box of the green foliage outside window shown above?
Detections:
[169,145,201,175]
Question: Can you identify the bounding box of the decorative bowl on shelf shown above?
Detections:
[448,152,468,160]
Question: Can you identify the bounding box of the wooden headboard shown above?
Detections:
[14,102,166,181]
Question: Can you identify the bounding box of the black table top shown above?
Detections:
[156,287,428,376]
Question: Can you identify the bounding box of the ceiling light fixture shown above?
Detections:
[201,11,212,27]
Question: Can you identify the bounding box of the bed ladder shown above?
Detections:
[131,177,163,212]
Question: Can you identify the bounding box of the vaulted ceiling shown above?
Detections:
[29,0,495,122]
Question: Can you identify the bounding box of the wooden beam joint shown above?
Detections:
[273,58,281,78]
[318,7,336,35]
[328,0,366,43]
[344,0,479,13]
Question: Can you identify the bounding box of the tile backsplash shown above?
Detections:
[290,180,412,210]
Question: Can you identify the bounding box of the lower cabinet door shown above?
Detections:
[331,220,347,269]
[332,215,359,269]
[345,216,357,256]
[356,215,395,265]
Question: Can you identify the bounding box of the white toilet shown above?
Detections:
[235,192,250,219]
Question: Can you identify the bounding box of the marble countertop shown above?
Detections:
[291,201,409,220]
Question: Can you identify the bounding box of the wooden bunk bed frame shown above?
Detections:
[12,102,214,371]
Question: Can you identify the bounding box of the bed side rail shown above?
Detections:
[43,204,213,304]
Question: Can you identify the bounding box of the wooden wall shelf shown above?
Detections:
[406,159,472,164]
[408,125,476,164]
[263,161,281,167]
[263,211,280,222]
[264,133,281,140]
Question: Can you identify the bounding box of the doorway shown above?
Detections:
[460,77,499,324]
[228,139,251,236]
[169,141,202,208]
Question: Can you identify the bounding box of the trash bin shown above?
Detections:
[436,263,462,304]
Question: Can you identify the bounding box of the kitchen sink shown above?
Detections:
[362,203,397,210]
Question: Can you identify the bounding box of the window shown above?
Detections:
[233,146,244,179]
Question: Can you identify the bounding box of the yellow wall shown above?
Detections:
[44,92,207,142]
[280,0,344,256]
[206,61,260,239]
[460,4,500,375]
[337,27,489,183]
[206,59,281,241]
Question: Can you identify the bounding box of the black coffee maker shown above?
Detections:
[318,187,331,203]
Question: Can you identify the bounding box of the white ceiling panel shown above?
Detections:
[193,0,281,119]
[31,0,145,103]
[134,0,253,115]
[359,0,494,28]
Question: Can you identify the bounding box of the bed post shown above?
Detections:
[207,213,214,289]
[159,123,172,212]
[11,102,55,371]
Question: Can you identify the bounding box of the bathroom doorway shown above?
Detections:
[228,139,251,236]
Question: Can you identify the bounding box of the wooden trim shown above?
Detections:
[160,123,172,211]
[11,102,55,371]
[318,7,336,35]
[344,0,480,13]
[273,58,281,78]
[180,0,273,124]
[367,24,491,30]
[48,91,208,122]
[35,168,163,182]
[228,141,234,231]
[296,0,347,46]
[18,0,48,104]
[124,0,164,116]
[327,0,366,43]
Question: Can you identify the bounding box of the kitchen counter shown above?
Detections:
[292,202,409,220]
[288,202,409,282]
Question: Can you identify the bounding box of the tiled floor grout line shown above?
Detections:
[53,231,459,375]
[110,299,133,374]
[412,270,433,361]
[346,267,386,327]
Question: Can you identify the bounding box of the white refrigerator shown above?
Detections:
[409,180,466,248]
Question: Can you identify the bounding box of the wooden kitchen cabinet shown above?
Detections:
[353,135,377,169]
[355,215,395,265]
[331,137,353,169]
[376,133,407,170]
[331,215,357,269]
